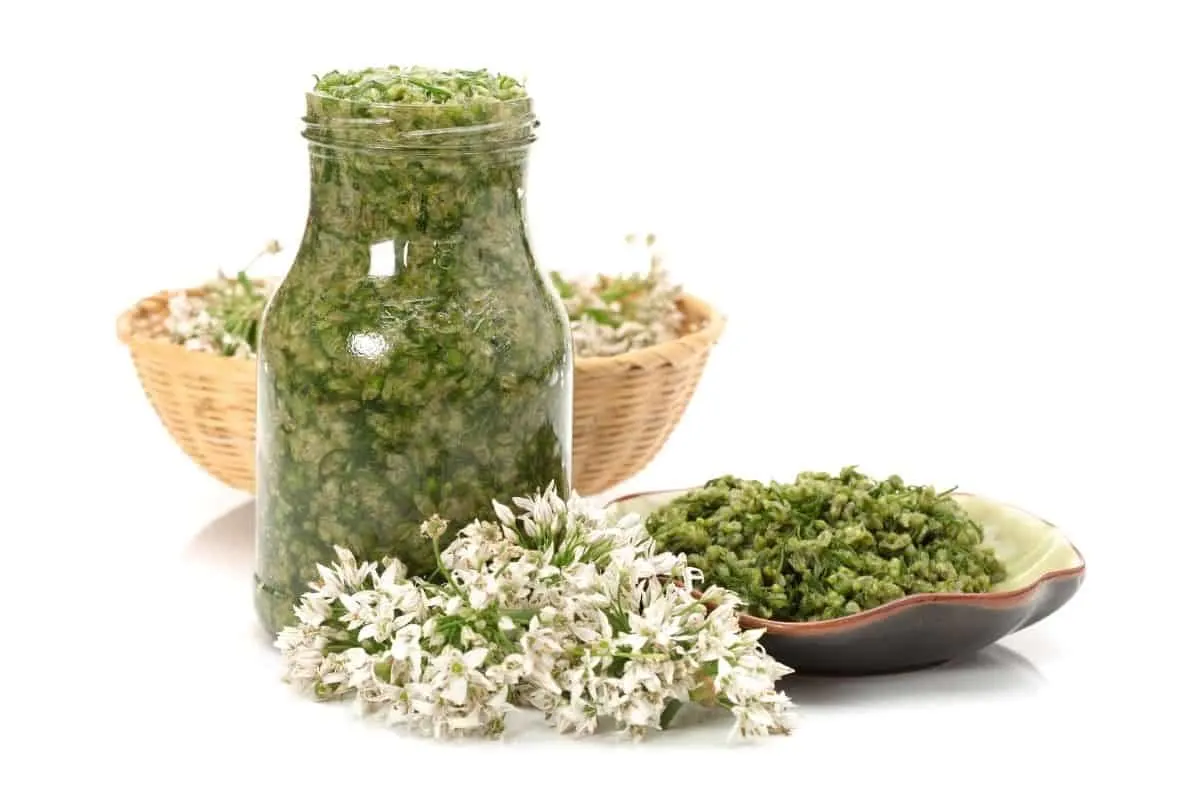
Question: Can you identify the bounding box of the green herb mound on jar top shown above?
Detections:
[644,467,1008,622]
[313,66,528,104]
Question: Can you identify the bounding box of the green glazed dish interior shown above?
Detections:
[610,490,1083,597]
[951,493,1083,591]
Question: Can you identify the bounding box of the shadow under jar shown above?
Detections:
[254,79,572,635]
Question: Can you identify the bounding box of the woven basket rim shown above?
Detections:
[116,286,726,368]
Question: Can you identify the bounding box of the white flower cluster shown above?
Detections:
[162,240,281,359]
[275,486,795,742]
[559,235,689,359]
[164,292,236,355]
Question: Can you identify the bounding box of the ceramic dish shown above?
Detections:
[608,489,1086,676]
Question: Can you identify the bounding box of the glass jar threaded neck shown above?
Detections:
[298,93,539,266]
[302,92,538,155]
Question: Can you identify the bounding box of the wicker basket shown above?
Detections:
[116,286,725,497]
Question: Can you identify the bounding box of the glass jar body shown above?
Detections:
[254,97,571,634]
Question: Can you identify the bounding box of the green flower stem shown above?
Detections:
[659,698,684,730]
[429,529,463,596]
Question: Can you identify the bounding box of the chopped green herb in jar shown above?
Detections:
[254,67,571,634]
[644,467,1008,622]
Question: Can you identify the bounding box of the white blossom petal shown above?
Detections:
[444,676,469,705]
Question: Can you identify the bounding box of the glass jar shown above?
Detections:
[254,88,572,635]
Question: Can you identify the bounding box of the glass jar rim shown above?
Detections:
[306,89,533,112]
[302,91,537,152]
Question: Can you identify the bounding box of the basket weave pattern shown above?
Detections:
[117,289,724,497]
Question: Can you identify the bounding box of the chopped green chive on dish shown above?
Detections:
[645,467,1008,622]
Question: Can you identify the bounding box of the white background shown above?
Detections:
[3,1,1198,797]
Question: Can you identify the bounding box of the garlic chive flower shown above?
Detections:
[275,486,795,741]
